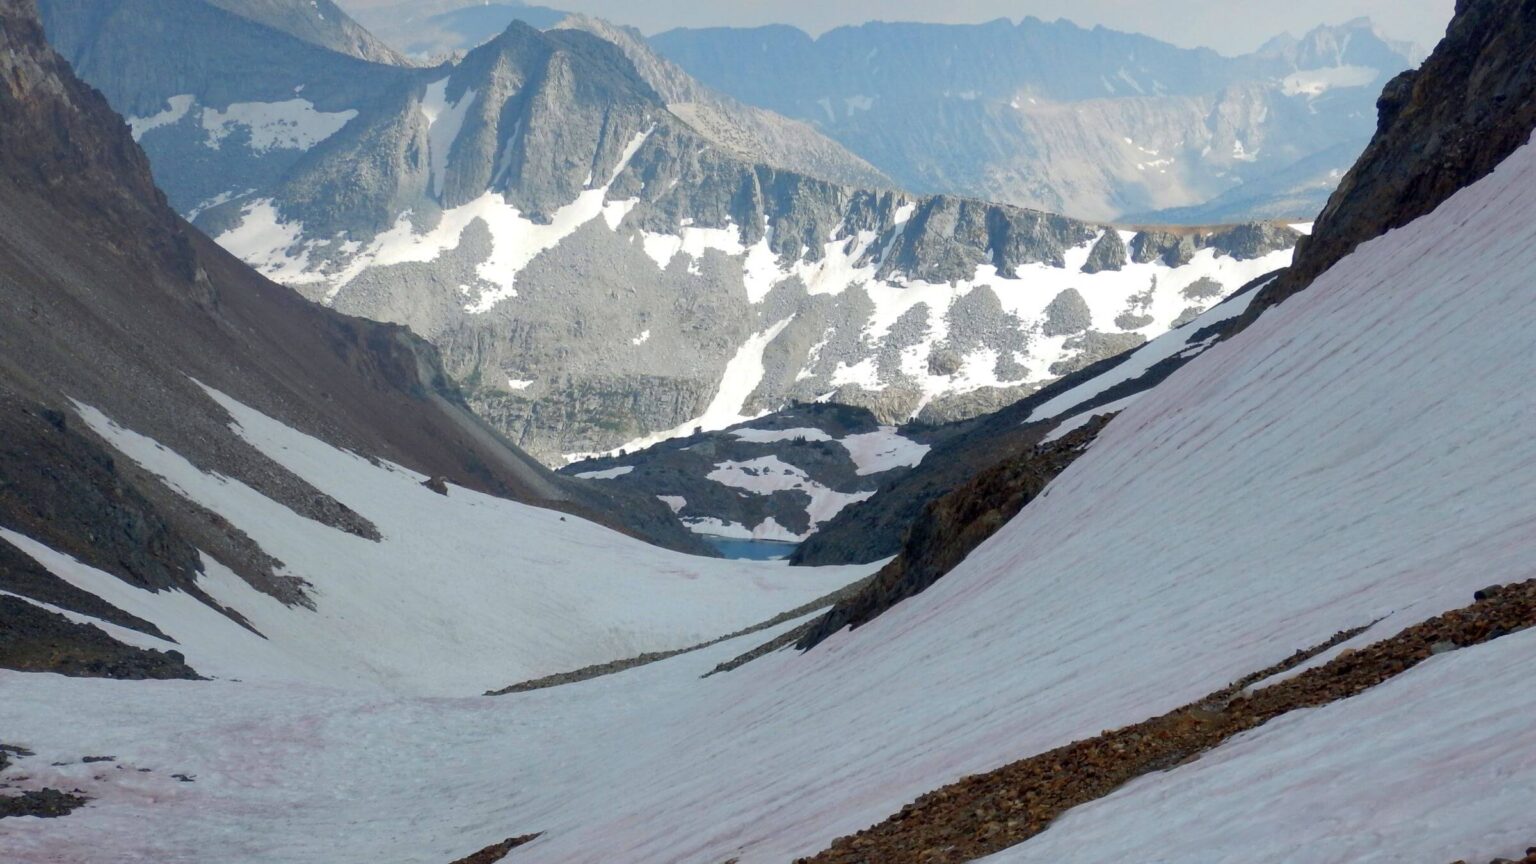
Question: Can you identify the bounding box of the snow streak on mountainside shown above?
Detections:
[7,89,1534,864]
[652,17,1421,223]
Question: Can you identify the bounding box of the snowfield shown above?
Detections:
[5,137,1536,864]
[128,94,357,152]
[1,386,870,696]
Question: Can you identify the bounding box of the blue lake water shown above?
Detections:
[702,536,800,561]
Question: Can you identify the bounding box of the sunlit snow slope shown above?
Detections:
[1,385,869,696]
[5,136,1535,863]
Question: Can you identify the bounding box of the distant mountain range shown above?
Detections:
[39,0,1299,465]
[336,5,1425,224]
[652,16,1423,223]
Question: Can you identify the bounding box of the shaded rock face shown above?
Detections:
[200,0,409,66]
[876,196,1097,281]
[1131,223,1300,267]
[1082,229,1128,273]
[0,396,203,596]
[0,595,202,680]
[1258,0,1536,313]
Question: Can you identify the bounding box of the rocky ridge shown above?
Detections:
[201,0,411,66]
[40,2,1301,463]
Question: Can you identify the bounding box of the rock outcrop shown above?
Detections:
[1255,0,1536,313]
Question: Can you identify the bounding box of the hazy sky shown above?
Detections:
[492,0,1457,55]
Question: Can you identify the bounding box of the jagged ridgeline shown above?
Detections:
[42,1,1300,464]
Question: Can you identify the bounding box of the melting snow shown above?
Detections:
[1025,278,1269,424]
[420,78,477,198]
[1282,65,1381,98]
[572,465,635,480]
[127,94,195,140]
[729,427,834,444]
[837,428,931,475]
[201,99,357,152]
[41,385,868,695]
[706,456,874,539]
[593,317,795,458]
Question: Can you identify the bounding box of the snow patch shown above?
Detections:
[730,427,833,444]
[201,99,357,152]
[838,428,931,475]
[1282,65,1380,97]
[127,94,195,140]
[573,466,635,480]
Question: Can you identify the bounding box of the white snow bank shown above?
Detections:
[420,78,477,198]
[201,99,357,152]
[729,427,833,444]
[1282,65,1380,98]
[127,94,195,140]
[572,465,634,480]
[1041,393,1141,443]
[985,630,1536,864]
[837,427,931,475]
[491,131,1536,862]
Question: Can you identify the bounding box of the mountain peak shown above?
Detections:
[201,0,411,65]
